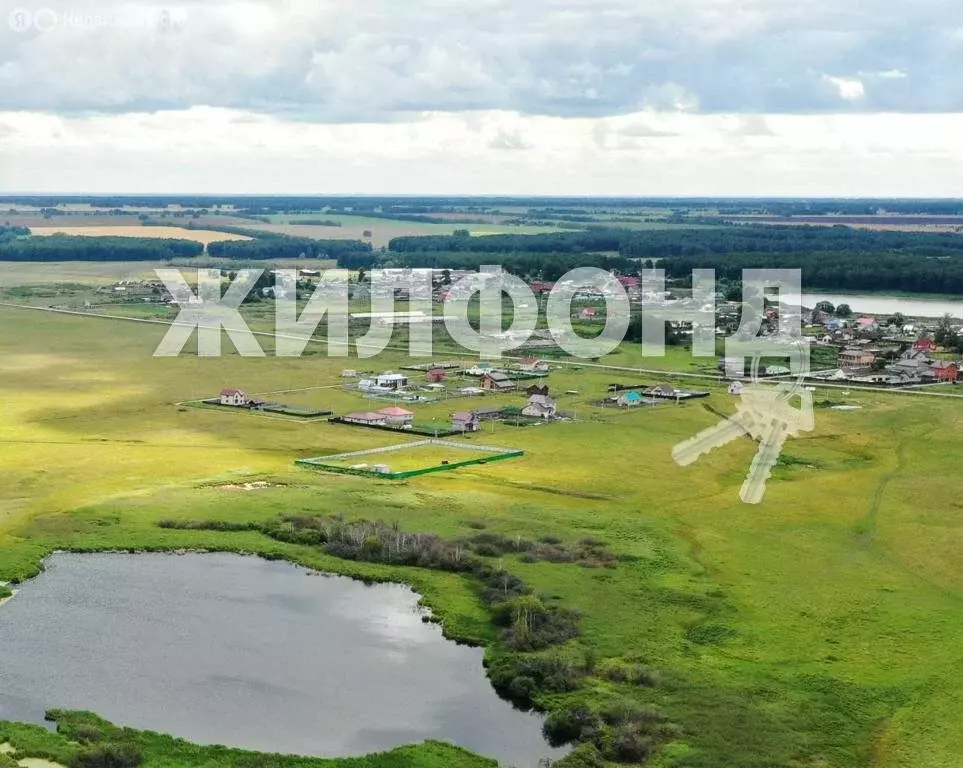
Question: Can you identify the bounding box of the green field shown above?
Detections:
[2,288,963,768]
[254,214,580,247]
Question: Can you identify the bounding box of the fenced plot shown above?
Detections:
[296,439,524,479]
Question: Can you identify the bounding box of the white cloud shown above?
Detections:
[825,75,866,101]
[3,108,963,196]
[0,0,959,117]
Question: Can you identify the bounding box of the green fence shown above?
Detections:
[295,439,524,480]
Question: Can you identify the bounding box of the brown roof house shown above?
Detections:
[482,372,516,391]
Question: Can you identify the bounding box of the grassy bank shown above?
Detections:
[0,711,496,768]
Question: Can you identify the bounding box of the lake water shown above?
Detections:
[0,553,564,767]
[785,292,963,319]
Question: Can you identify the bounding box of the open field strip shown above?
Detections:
[27,226,252,244]
[5,301,963,403]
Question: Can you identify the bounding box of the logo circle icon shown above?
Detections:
[32,7,58,32]
[7,7,34,32]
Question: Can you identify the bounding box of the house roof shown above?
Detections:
[344,412,385,421]
[527,394,556,406]
[486,372,511,381]
[377,407,414,416]
[220,388,244,396]
[620,391,642,400]
[452,411,477,421]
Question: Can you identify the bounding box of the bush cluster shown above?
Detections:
[541,698,677,765]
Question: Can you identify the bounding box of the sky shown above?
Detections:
[1,0,961,196]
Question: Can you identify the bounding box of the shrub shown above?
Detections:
[488,654,583,705]
[70,741,143,768]
[0,755,20,768]
[547,743,606,767]
[0,585,12,600]
[542,705,601,747]
[492,595,581,651]
[609,723,655,763]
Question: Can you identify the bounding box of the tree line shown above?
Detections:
[207,235,376,266]
[662,249,963,293]
[0,230,202,262]
[390,250,636,281]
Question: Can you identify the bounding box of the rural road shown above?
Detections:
[4,301,963,402]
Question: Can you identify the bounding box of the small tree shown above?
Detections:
[835,303,853,318]
[814,300,835,314]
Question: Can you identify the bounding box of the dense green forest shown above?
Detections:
[0,231,203,262]
[662,250,963,293]
[390,225,963,258]
[207,236,374,266]
[391,250,636,280]
[389,230,625,254]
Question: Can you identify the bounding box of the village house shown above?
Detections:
[482,372,516,391]
[516,356,550,373]
[574,307,599,321]
[219,388,248,407]
[914,337,938,354]
[925,361,959,383]
[522,394,558,419]
[375,372,409,390]
[342,412,388,426]
[839,348,877,368]
[377,407,415,426]
[451,411,481,432]
[466,361,499,377]
[426,367,446,383]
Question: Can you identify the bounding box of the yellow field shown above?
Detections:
[28,226,252,245]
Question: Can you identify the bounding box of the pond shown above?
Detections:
[0,553,565,767]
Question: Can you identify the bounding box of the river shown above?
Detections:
[780,293,963,319]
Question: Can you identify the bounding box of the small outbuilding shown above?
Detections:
[220,388,248,407]
[452,411,481,432]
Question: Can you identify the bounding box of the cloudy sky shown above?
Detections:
[1,0,961,195]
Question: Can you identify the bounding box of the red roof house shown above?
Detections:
[930,361,959,382]
[915,337,938,353]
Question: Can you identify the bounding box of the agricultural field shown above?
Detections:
[2,259,963,768]
[252,213,580,247]
[28,225,252,245]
